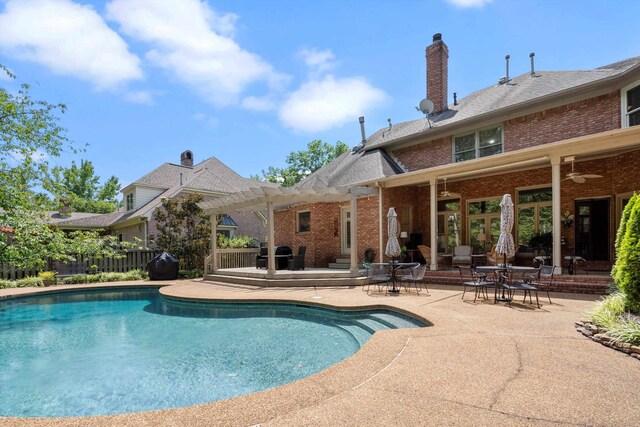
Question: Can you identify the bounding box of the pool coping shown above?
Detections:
[1,279,639,426]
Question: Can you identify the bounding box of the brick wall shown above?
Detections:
[505,91,621,150]
[274,196,380,267]
[393,91,621,171]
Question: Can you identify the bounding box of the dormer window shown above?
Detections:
[126,193,134,211]
[454,125,503,162]
[623,81,640,127]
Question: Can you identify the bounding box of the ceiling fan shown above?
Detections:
[440,177,459,198]
[563,156,602,184]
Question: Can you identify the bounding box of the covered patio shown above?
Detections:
[368,126,640,275]
[200,186,377,281]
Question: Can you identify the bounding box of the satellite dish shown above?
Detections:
[418,98,435,115]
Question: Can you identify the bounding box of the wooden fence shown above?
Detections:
[0,250,161,280]
[204,248,260,273]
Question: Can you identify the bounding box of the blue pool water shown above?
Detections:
[0,288,425,417]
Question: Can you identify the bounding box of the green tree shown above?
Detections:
[613,194,640,313]
[259,140,348,186]
[153,193,211,271]
[48,159,121,213]
[0,64,128,268]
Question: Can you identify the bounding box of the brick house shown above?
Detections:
[48,150,273,247]
[203,34,640,275]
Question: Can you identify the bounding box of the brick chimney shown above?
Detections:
[426,33,449,113]
[180,150,193,167]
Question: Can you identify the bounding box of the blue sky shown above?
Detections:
[1,0,639,190]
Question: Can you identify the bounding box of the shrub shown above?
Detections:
[606,313,640,344]
[61,275,89,285]
[15,276,43,287]
[590,293,626,329]
[179,269,203,279]
[0,279,16,289]
[123,269,148,280]
[614,194,640,313]
[217,234,260,249]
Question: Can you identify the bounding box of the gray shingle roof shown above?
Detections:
[365,57,640,150]
[295,149,403,188]
[132,156,270,193]
[46,211,125,228]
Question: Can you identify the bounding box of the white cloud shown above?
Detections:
[298,48,336,77]
[124,90,154,105]
[279,75,387,132]
[193,112,219,128]
[0,0,142,89]
[241,95,276,111]
[106,0,289,106]
[446,0,493,8]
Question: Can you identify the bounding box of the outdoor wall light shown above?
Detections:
[561,210,574,228]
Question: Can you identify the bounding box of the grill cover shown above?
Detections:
[147,252,179,280]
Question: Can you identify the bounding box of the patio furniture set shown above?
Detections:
[255,245,306,270]
[461,264,556,307]
[364,262,428,294]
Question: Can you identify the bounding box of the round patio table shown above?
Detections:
[476,265,537,303]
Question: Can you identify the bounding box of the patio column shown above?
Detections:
[210,214,218,272]
[378,185,384,261]
[350,191,359,274]
[430,178,438,270]
[551,155,563,274]
[266,201,276,276]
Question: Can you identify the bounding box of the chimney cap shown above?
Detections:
[432,33,442,42]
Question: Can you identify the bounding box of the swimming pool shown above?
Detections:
[0,287,426,417]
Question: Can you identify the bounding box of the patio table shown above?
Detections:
[374,262,417,293]
[475,265,537,303]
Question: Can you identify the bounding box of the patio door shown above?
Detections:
[341,207,351,254]
[467,198,501,253]
[575,199,610,261]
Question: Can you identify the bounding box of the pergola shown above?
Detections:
[200,186,377,277]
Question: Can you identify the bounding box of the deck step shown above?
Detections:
[328,262,351,269]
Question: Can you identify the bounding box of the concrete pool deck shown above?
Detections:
[1,279,639,426]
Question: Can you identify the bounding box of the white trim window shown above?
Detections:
[126,193,134,211]
[454,125,503,162]
[297,210,311,233]
[622,80,640,128]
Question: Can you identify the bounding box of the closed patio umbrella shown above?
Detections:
[385,207,402,260]
[495,194,516,265]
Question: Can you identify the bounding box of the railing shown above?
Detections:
[204,248,260,273]
[0,250,161,280]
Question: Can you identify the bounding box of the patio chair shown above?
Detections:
[533,265,555,304]
[503,268,540,308]
[417,245,443,268]
[458,266,490,302]
[400,264,428,294]
[485,244,515,266]
[288,245,306,270]
[452,245,472,267]
[365,263,391,292]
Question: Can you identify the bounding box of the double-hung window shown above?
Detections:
[454,125,503,162]
[126,193,134,211]
[297,211,311,233]
[623,81,640,128]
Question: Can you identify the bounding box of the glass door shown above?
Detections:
[341,207,351,254]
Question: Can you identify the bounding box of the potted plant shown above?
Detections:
[89,264,99,275]
[38,271,57,287]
